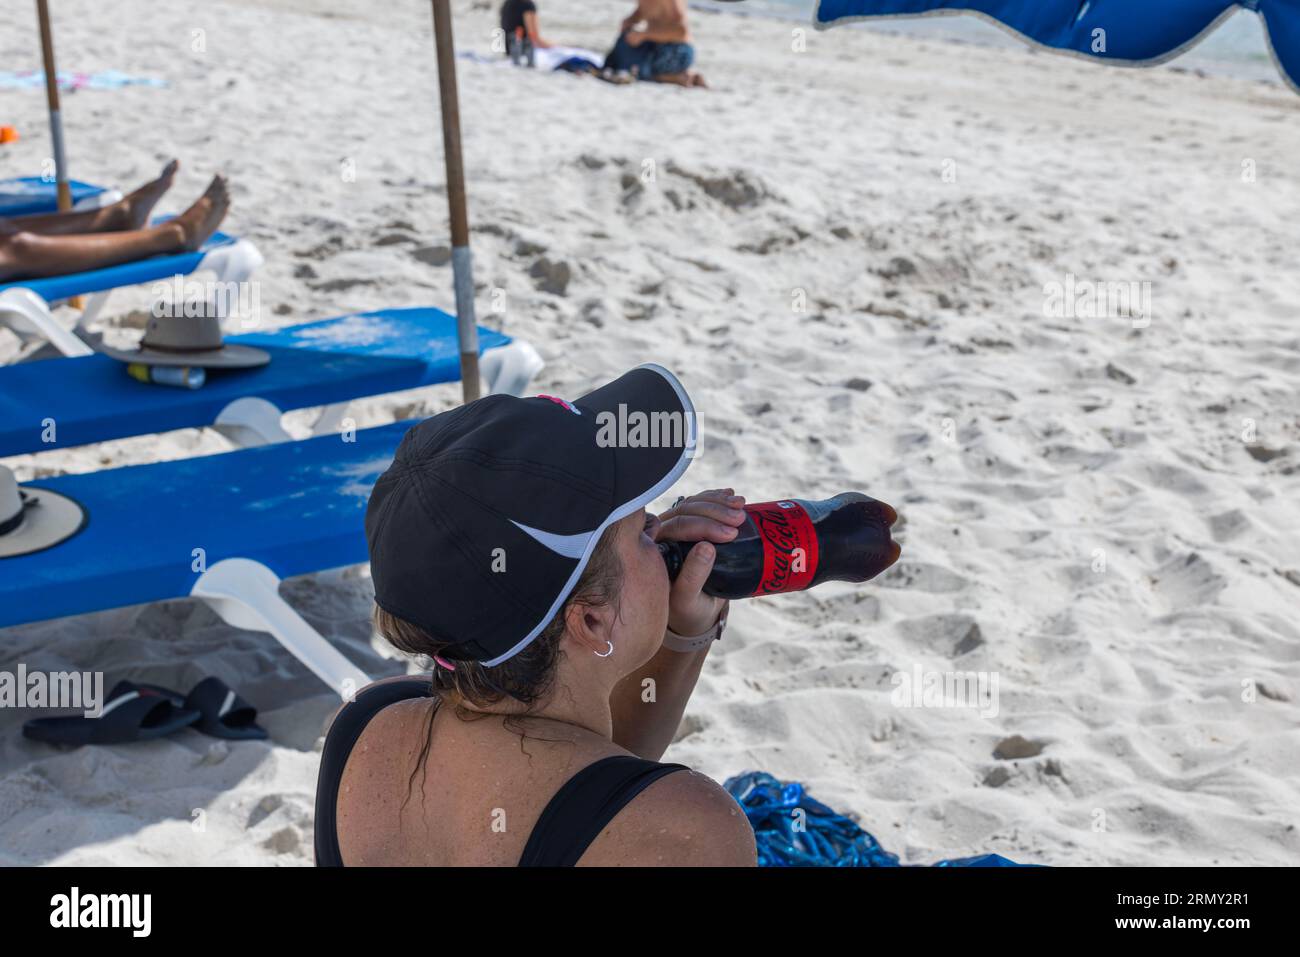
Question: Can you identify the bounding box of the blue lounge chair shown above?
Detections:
[0,306,544,458]
[0,225,262,360]
[1,422,414,697]
[0,176,116,218]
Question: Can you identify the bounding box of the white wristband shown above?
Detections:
[662,604,728,653]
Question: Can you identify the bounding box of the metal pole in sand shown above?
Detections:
[36,0,83,309]
[36,0,71,214]
[431,0,481,404]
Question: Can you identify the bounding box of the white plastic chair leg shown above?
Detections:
[207,238,264,285]
[202,239,265,328]
[0,287,93,357]
[192,558,370,701]
[75,290,111,331]
[481,339,545,396]
[213,397,292,447]
[311,402,351,436]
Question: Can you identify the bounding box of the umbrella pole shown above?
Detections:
[431,0,481,404]
[36,0,83,309]
[36,0,71,213]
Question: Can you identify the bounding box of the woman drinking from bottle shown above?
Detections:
[314,363,897,866]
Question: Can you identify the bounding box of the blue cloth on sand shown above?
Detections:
[724,771,1032,867]
[603,34,695,79]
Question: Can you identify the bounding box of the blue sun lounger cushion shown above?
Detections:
[0,307,541,457]
[0,177,109,218]
[1,421,416,698]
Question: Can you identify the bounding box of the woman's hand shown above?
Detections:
[656,488,746,637]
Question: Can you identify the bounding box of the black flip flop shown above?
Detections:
[140,676,267,740]
[22,680,201,746]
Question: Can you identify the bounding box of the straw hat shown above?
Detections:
[99,314,269,369]
[0,466,87,559]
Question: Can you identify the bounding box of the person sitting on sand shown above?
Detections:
[500,0,551,60]
[604,0,707,87]
[317,366,757,866]
[0,160,229,283]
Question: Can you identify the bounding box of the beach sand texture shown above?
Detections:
[1,0,1297,865]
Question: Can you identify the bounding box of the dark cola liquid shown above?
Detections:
[658,492,901,600]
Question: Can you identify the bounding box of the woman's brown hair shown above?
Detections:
[373,522,625,801]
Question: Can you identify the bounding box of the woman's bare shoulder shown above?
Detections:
[585,768,758,867]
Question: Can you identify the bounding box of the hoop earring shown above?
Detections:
[594,641,614,658]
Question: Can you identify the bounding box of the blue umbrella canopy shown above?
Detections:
[813,0,1300,94]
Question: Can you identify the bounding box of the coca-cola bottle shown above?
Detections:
[658,492,900,599]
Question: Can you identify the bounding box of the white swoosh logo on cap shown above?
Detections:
[509,521,593,559]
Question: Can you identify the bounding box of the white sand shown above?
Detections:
[1,0,1298,866]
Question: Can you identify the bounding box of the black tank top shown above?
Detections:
[314,678,689,866]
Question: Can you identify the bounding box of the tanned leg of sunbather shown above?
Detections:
[9,160,180,237]
[0,167,229,282]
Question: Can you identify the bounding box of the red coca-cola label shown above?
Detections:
[747,500,819,596]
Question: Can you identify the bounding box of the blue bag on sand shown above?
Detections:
[724,771,1030,867]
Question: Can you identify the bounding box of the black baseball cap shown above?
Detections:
[365,363,698,666]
